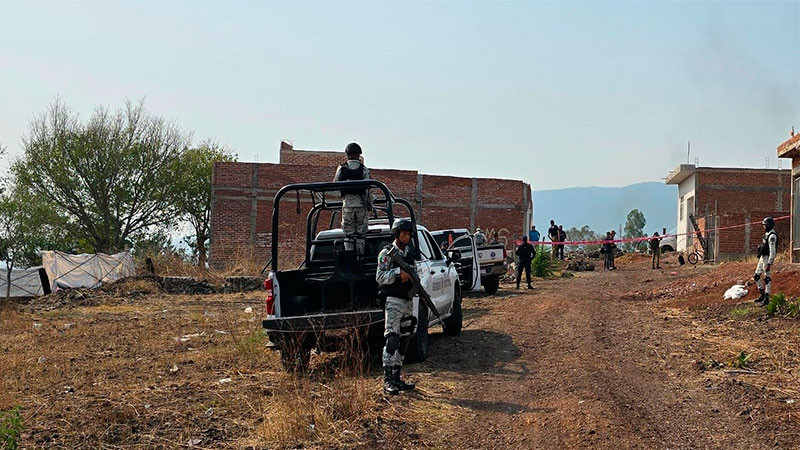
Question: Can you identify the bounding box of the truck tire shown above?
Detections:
[280,334,312,373]
[483,275,500,295]
[443,287,462,336]
[406,302,429,363]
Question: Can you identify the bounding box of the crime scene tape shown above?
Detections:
[523,215,791,246]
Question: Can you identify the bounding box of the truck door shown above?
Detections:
[449,234,480,292]
[422,230,453,313]
[415,230,442,323]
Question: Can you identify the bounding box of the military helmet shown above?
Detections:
[762,216,775,230]
[345,142,362,156]
[391,218,414,236]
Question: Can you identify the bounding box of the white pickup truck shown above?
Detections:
[262,180,463,371]
[431,229,508,295]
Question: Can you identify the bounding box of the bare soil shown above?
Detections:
[2,253,800,449]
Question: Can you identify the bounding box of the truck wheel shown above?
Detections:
[406,302,429,363]
[443,287,462,336]
[483,275,500,295]
[280,334,311,373]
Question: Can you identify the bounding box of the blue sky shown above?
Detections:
[1,1,798,190]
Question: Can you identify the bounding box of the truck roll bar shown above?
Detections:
[270,180,417,272]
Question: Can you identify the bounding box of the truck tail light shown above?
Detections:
[264,277,275,315]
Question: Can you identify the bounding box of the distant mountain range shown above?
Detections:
[532,182,677,235]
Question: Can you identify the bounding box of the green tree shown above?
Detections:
[623,209,647,251]
[173,141,236,267]
[0,186,72,298]
[565,225,601,252]
[12,99,190,253]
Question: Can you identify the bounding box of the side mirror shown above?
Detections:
[447,249,462,264]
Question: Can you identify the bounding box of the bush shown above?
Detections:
[531,245,557,278]
[765,293,800,318]
[0,406,22,450]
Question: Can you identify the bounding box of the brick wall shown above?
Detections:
[210,147,532,269]
[691,168,791,259]
[279,140,352,167]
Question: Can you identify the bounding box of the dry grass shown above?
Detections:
[256,375,376,448]
[140,249,264,284]
[1,286,458,448]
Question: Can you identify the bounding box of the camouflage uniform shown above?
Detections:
[755,229,778,299]
[376,242,415,369]
[334,160,371,254]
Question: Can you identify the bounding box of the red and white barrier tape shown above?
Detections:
[521,215,791,246]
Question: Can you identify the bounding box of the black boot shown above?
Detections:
[392,366,415,391]
[383,367,399,395]
[755,292,768,306]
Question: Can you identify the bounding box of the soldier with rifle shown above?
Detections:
[376,219,445,395]
[754,217,778,306]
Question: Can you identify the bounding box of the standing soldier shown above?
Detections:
[754,217,778,306]
[548,220,559,258]
[609,230,618,270]
[602,232,613,271]
[376,219,417,395]
[515,236,535,289]
[333,142,370,255]
[650,232,661,269]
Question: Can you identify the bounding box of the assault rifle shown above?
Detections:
[386,247,446,331]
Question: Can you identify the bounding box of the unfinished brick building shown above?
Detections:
[777,133,800,263]
[210,141,532,268]
[665,164,791,261]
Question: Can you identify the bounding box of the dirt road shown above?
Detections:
[410,257,800,449]
[3,255,799,448]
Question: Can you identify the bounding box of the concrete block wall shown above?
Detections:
[210,153,531,269]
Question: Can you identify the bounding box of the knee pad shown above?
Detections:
[398,336,411,357]
[764,276,771,285]
[753,273,760,282]
[385,333,400,354]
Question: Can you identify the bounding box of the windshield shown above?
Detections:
[432,231,471,250]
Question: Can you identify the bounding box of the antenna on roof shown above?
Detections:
[687,140,690,163]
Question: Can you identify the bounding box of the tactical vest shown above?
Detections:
[757,230,778,258]
[379,244,416,300]
[338,163,367,196]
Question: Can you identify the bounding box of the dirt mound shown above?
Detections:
[632,259,800,308]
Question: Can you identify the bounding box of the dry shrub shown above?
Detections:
[137,247,264,284]
[257,374,374,448]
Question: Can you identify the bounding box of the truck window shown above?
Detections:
[416,230,433,260]
[424,231,444,260]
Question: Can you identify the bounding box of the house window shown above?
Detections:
[679,196,685,221]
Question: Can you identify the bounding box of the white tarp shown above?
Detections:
[0,266,45,297]
[40,251,135,291]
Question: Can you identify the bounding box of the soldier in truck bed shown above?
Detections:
[333,142,371,255]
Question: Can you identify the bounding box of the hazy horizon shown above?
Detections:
[1,1,798,190]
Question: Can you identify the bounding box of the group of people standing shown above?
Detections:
[601,230,618,271]
[526,220,567,259]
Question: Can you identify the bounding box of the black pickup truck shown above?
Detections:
[262,180,463,371]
